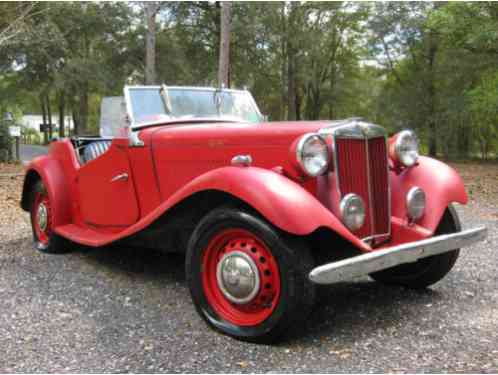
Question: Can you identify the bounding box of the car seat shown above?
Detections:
[83,141,112,163]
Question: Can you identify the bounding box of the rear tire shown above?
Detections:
[370,205,461,288]
[186,207,316,343]
[30,180,71,254]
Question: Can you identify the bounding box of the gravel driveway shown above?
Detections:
[0,175,497,372]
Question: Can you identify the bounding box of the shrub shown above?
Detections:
[0,120,13,162]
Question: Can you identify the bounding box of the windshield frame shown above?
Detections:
[123,85,264,130]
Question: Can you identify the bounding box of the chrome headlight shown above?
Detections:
[394,130,419,167]
[340,193,366,231]
[296,133,329,177]
[406,187,426,221]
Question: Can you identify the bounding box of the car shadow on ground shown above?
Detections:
[75,244,444,345]
[79,244,187,284]
[288,282,441,345]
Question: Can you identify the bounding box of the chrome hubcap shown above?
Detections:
[216,251,260,304]
[37,203,48,232]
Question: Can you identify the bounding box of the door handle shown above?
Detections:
[110,173,129,182]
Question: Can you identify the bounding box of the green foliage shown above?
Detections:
[466,71,498,159]
[0,1,496,159]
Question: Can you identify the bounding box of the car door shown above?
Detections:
[77,138,140,227]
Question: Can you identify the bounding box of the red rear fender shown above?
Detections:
[21,156,72,227]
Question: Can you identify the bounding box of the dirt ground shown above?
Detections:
[0,161,497,372]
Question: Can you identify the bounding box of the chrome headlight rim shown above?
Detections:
[394,129,419,167]
[296,133,329,177]
[406,186,426,221]
[340,193,366,232]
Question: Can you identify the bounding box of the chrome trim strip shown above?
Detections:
[320,120,386,139]
[231,154,253,167]
[364,133,375,235]
[309,226,488,284]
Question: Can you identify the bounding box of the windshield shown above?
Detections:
[126,86,263,126]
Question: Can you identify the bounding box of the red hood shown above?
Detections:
[142,119,345,198]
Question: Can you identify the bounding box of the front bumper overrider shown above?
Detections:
[309,226,488,284]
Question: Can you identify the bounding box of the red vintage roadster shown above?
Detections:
[21,85,487,342]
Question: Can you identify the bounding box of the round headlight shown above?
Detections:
[394,130,419,167]
[340,194,366,231]
[406,187,426,221]
[296,133,329,177]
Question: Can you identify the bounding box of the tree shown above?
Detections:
[0,2,495,159]
[466,72,498,159]
[0,3,38,48]
[367,2,443,156]
[45,2,137,134]
[0,117,13,161]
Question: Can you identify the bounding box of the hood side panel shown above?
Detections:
[149,121,330,200]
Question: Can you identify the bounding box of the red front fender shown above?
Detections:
[390,156,468,234]
[170,166,367,248]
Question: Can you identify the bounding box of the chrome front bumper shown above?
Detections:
[309,226,488,285]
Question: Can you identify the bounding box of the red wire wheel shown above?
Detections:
[202,228,281,326]
[31,191,51,246]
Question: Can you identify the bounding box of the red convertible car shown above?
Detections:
[21,85,487,342]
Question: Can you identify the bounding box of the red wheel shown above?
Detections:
[202,228,281,326]
[29,180,70,253]
[32,191,51,247]
[187,208,316,343]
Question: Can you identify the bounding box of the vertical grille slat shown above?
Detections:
[368,138,390,235]
[335,135,390,240]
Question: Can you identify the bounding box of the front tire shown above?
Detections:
[186,208,316,343]
[370,205,461,288]
[30,180,71,254]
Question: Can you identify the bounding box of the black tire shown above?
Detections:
[370,205,461,288]
[186,207,316,343]
[30,180,71,254]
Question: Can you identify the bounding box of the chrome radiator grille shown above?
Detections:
[326,122,391,241]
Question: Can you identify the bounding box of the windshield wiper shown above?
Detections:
[160,84,172,114]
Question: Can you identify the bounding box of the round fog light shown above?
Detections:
[406,187,426,221]
[340,194,366,231]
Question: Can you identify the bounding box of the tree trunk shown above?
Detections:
[457,118,469,159]
[78,86,89,135]
[279,5,287,120]
[145,2,159,85]
[295,90,301,121]
[426,4,441,158]
[287,50,296,121]
[72,108,79,137]
[218,2,231,88]
[40,93,48,145]
[58,91,65,138]
[426,39,438,157]
[46,93,53,140]
[286,3,300,121]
